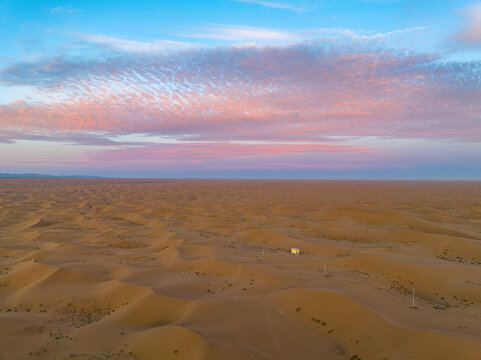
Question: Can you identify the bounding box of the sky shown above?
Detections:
[0,0,480,179]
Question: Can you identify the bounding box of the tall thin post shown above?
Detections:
[412,287,415,308]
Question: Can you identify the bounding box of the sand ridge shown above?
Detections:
[0,179,480,359]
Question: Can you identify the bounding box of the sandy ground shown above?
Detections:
[0,179,480,360]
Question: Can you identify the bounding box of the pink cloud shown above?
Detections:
[70,141,378,172]
[452,2,481,45]
[86,142,371,161]
[0,42,480,147]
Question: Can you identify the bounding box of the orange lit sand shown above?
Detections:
[0,179,480,359]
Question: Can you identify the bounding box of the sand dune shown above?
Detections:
[0,179,480,359]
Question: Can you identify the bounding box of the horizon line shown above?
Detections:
[1,173,479,181]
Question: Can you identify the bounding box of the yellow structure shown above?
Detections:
[291,248,300,254]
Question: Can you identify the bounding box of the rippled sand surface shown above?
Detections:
[0,179,480,359]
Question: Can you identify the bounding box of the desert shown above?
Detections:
[0,179,480,359]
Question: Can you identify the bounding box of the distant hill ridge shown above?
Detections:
[0,173,103,178]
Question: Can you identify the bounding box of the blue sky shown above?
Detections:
[0,1,471,50]
[0,0,480,178]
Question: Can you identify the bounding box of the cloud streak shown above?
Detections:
[184,24,298,42]
[50,5,83,15]
[76,141,379,173]
[73,33,191,53]
[233,0,307,12]
[183,24,426,44]
[88,142,371,161]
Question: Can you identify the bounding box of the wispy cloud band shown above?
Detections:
[233,0,307,12]
[1,41,479,143]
